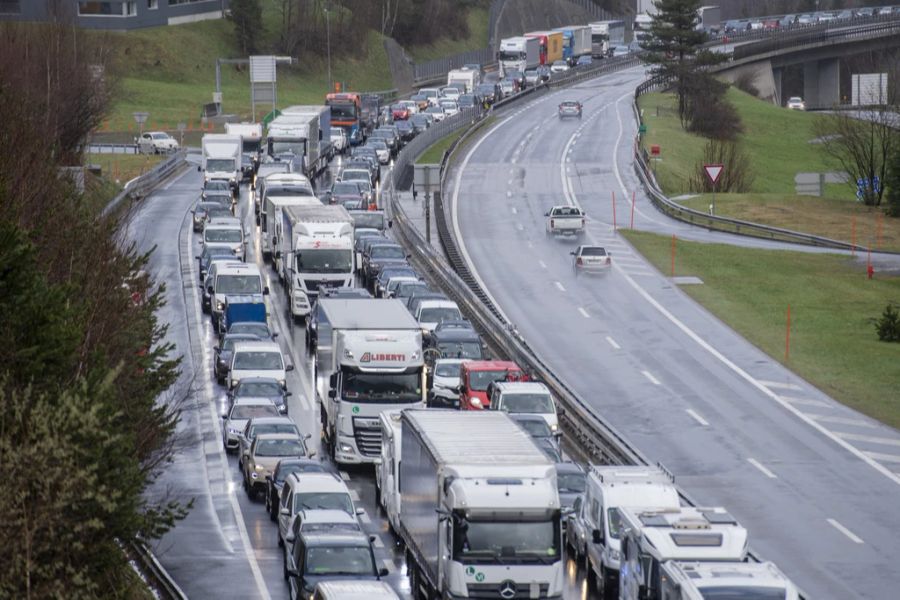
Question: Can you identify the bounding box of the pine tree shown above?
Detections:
[230,0,263,55]
[884,137,900,217]
[641,0,724,125]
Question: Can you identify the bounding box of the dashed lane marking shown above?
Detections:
[339,471,350,481]
[606,336,621,350]
[747,458,778,479]
[642,370,661,385]
[554,281,566,292]
[578,307,590,318]
[686,409,710,427]
[539,260,547,269]
[827,518,865,544]
[358,509,371,524]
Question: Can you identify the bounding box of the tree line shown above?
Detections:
[0,22,185,598]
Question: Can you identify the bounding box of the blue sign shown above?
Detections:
[856,177,881,200]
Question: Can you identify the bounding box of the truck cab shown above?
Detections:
[570,466,679,599]
[457,360,526,410]
[222,293,267,335]
[658,560,799,600]
[619,507,750,600]
[209,262,266,330]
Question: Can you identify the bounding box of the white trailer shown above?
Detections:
[446,69,478,93]
[498,36,541,77]
[261,194,320,262]
[281,105,334,165]
[315,299,426,465]
[697,5,721,34]
[267,106,331,179]
[398,410,564,600]
[278,204,354,318]
[224,122,263,156]
[376,409,403,533]
[200,133,241,193]
[554,25,592,65]
[619,506,749,600]
[659,561,800,600]
[590,20,626,57]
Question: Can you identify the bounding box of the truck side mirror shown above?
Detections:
[329,373,338,388]
[197,165,201,172]
[592,528,604,544]
[378,567,390,578]
[285,364,294,372]
[274,251,281,260]
[388,219,393,229]
[544,211,550,217]
[328,389,336,399]
[263,286,270,295]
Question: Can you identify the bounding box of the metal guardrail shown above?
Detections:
[101,150,188,218]
[130,539,189,600]
[87,143,141,155]
[413,47,497,86]
[632,73,870,252]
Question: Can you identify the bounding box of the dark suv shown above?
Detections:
[284,531,388,599]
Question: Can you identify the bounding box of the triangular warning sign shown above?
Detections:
[704,164,724,185]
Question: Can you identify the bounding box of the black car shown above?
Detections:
[264,458,329,521]
[214,333,263,384]
[197,246,234,282]
[507,69,526,89]
[474,83,500,106]
[362,242,410,286]
[285,531,388,599]
[192,201,233,232]
[427,319,484,361]
[228,376,292,414]
[223,321,276,343]
[409,114,430,134]
[394,119,415,142]
[458,94,477,109]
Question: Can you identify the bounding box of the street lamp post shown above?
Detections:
[325,4,332,92]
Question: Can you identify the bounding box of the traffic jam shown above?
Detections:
[191,33,801,598]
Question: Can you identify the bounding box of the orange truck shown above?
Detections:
[524,30,565,65]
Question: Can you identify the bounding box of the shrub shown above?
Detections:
[874,303,900,342]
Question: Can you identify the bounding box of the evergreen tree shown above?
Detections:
[230,0,263,55]
[883,134,900,217]
[641,0,724,125]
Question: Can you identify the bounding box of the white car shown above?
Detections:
[550,60,570,73]
[138,131,179,154]
[786,96,806,110]
[419,87,441,106]
[221,398,280,452]
[431,358,470,407]
[488,381,560,433]
[399,100,419,115]
[438,100,460,117]
[229,340,293,390]
[414,299,463,332]
[571,245,611,275]
[277,472,359,546]
[425,106,446,122]
[440,87,461,101]
[329,128,348,154]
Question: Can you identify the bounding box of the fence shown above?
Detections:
[101,150,187,218]
[412,47,497,86]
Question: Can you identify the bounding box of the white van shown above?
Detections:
[278,472,359,546]
[488,380,560,432]
[202,216,246,261]
[312,581,400,600]
[209,262,266,329]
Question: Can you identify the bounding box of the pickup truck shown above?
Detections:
[545,205,586,236]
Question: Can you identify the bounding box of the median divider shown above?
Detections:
[101,149,188,219]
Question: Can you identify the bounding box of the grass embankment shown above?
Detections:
[621,229,900,430]
[637,90,900,251]
[85,153,166,186]
[407,8,490,62]
[416,115,496,164]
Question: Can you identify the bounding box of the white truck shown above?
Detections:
[634,13,654,45]
[498,36,541,78]
[398,409,564,600]
[658,561,799,600]
[554,25,592,65]
[446,68,479,93]
[545,205,586,236]
[224,122,263,178]
[376,409,403,534]
[590,20,626,57]
[278,204,354,319]
[696,5,721,34]
[266,107,331,180]
[569,466,679,599]
[618,506,749,600]
[281,105,334,163]
[315,299,426,465]
[200,133,242,193]
[261,193,320,262]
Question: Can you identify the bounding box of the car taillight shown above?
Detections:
[576,257,583,265]
[606,257,611,264]
[581,218,585,227]
[550,219,555,228]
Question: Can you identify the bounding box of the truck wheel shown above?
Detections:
[587,562,599,595]
[600,565,616,600]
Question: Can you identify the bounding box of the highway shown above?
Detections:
[131,154,591,599]
[447,67,900,599]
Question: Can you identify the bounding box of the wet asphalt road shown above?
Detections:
[132,155,592,599]
[448,67,900,599]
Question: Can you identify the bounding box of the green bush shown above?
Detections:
[875,303,900,342]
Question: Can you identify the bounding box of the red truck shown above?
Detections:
[458,361,528,410]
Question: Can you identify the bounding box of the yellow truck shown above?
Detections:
[524,30,565,65]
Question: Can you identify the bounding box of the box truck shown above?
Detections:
[498,36,541,78]
[200,133,242,193]
[554,25,592,65]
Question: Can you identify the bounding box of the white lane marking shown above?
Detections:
[686,409,709,426]
[759,380,803,391]
[372,536,385,549]
[508,178,513,185]
[606,336,621,349]
[780,395,831,409]
[383,558,395,573]
[511,206,518,214]
[835,432,900,447]
[747,458,778,479]
[349,489,360,502]
[538,260,547,269]
[864,450,900,463]
[507,190,512,197]
[578,307,590,318]
[554,281,566,292]
[187,218,272,600]
[339,471,350,481]
[516,223,524,231]
[806,414,878,428]
[358,509,371,524]
[642,370,661,385]
[827,518,865,544]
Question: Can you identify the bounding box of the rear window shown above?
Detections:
[581,247,607,256]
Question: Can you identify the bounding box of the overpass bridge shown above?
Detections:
[714,17,900,108]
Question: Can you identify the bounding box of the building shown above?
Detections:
[0,0,229,30]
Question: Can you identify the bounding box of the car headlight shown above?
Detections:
[231,379,238,388]
[609,549,621,561]
[339,443,353,453]
[228,428,241,435]
[255,464,266,471]
[551,423,559,432]
[278,379,286,388]
[216,301,225,311]
[250,471,258,479]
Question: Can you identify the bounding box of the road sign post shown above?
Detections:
[133,111,149,136]
[414,164,441,244]
[704,164,724,215]
[177,122,187,146]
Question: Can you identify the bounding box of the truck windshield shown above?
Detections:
[499,51,524,61]
[503,394,554,414]
[205,229,242,243]
[233,351,284,370]
[698,588,788,600]
[452,516,561,564]
[293,492,353,514]
[216,275,261,294]
[270,140,305,155]
[437,342,482,359]
[305,546,373,576]
[206,159,235,172]
[329,104,358,120]
[297,249,352,274]
[607,508,623,540]
[343,371,421,403]
[468,370,518,391]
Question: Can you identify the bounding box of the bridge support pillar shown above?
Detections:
[772,67,783,107]
[804,58,840,109]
